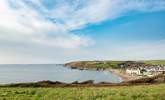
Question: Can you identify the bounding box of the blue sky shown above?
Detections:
[0,0,165,64]
[76,11,165,42]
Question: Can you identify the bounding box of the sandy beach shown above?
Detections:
[108,68,140,82]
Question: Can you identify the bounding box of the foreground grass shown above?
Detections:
[0,84,165,100]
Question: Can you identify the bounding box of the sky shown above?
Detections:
[0,0,165,64]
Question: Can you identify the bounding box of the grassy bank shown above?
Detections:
[0,84,165,100]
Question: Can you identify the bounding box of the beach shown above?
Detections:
[108,68,140,81]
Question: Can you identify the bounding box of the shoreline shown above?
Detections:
[0,66,164,87]
[65,65,139,82]
[64,61,142,82]
[107,68,140,82]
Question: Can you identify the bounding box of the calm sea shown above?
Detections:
[0,64,122,84]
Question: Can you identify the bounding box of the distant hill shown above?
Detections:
[64,60,124,69]
[65,60,165,70]
[143,60,165,65]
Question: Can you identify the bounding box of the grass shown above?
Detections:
[66,60,165,69]
[95,61,124,69]
[0,84,165,100]
[93,60,165,69]
[74,61,124,69]
[144,60,165,65]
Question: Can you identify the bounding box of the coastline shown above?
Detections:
[0,65,164,87]
[107,68,140,82]
[65,64,139,82]
[64,61,144,82]
[64,60,165,82]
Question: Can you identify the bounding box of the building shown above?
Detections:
[126,68,141,75]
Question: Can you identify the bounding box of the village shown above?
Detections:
[118,61,165,77]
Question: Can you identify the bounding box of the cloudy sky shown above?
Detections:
[0,0,165,64]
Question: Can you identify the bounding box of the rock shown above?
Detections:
[79,80,94,84]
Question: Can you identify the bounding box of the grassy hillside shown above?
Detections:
[65,61,124,69]
[0,84,165,100]
[65,60,165,70]
[91,61,124,69]
[144,60,165,65]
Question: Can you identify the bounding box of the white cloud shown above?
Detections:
[0,0,165,63]
[0,0,165,48]
[42,0,165,30]
[84,40,165,61]
[0,0,93,49]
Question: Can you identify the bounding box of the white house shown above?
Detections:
[126,69,141,75]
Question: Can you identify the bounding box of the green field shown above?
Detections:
[65,60,165,70]
[0,84,165,100]
[144,60,165,65]
[91,61,124,69]
[65,61,124,69]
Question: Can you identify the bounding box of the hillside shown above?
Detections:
[65,60,165,70]
[64,61,124,70]
[144,60,165,65]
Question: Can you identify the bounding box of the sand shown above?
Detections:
[108,68,140,82]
